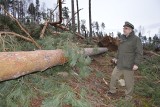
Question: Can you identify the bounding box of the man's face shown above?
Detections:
[123,26,132,36]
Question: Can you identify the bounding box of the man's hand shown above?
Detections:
[132,65,138,71]
[111,58,117,64]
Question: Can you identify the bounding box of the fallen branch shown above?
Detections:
[155,80,160,84]
[66,8,83,26]
[144,50,160,57]
[46,28,61,36]
[134,76,147,79]
[40,20,49,38]
[0,31,33,42]
[0,48,107,81]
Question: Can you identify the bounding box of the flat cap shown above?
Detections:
[123,21,134,29]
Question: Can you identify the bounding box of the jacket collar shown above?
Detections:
[127,31,135,38]
[120,31,135,42]
[123,31,135,39]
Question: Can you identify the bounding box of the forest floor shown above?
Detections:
[30,51,148,107]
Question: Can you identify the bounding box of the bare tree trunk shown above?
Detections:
[76,0,80,34]
[71,0,76,33]
[0,50,66,81]
[40,20,49,38]
[89,0,92,37]
[0,48,107,81]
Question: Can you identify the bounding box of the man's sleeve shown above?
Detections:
[134,37,143,65]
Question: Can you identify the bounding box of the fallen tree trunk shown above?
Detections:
[83,48,107,56]
[0,48,107,81]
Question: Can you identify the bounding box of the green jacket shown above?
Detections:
[116,31,143,70]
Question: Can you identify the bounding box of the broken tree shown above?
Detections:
[0,48,107,82]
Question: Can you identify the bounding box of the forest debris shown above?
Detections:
[154,80,160,84]
[0,5,41,49]
[103,78,108,85]
[0,48,108,81]
[0,31,34,42]
[134,76,147,79]
[40,20,49,38]
[143,50,160,57]
[98,35,120,51]
[57,72,69,77]
[46,27,61,36]
[66,8,83,26]
[52,24,85,39]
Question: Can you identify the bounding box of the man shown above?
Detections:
[107,21,143,100]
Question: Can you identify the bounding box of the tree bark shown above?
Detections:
[76,0,80,34]
[89,0,92,37]
[71,0,76,33]
[0,48,107,81]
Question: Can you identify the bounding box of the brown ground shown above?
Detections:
[30,51,146,107]
[30,50,154,107]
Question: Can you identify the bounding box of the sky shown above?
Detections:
[39,0,160,37]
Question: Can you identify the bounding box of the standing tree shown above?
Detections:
[81,19,86,37]
[153,34,159,45]
[71,0,76,33]
[138,32,142,38]
[117,32,121,38]
[62,7,69,25]
[89,0,92,37]
[95,21,99,34]
[35,0,40,23]
[28,3,35,22]
[18,0,24,22]
[101,22,105,36]
[148,37,152,44]
[0,0,9,11]
[12,0,17,17]
[41,2,47,20]
[143,36,147,43]
[76,0,80,34]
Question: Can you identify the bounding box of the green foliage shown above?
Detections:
[62,40,92,78]
[113,98,134,107]
[0,35,20,51]
[29,24,43,39]
[0,32,93,106]
[41,84,92,107]
[135,56,160,106]
[0,78,36,107]
[0,15,21,33]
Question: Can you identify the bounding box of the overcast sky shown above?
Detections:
[40,0,160,37]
